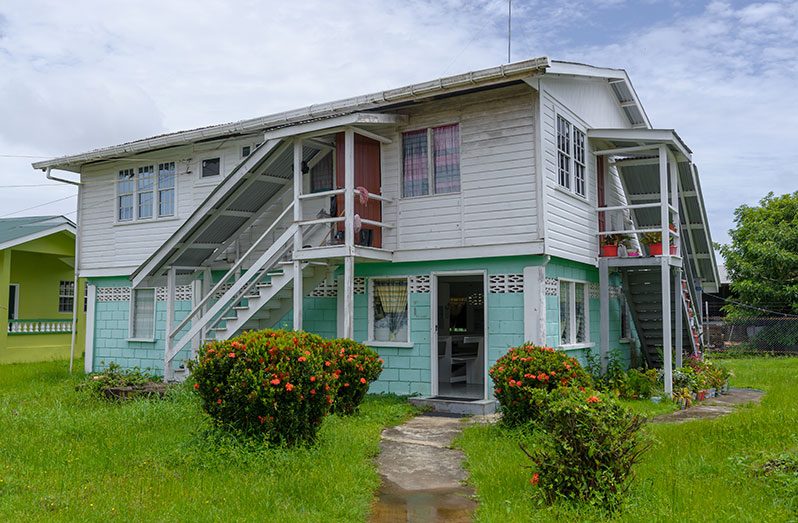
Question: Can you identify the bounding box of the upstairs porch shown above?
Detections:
[590,129,719,395]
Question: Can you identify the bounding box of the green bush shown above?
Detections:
[77,362,160,397]
[325,338,384,415]
[189,329,340,446]
[489,343,592,426]
[524,388,651,509]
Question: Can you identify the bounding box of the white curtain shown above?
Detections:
[374,281,408,341]
[133,289,155,339]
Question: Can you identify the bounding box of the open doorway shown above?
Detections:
[434,274,486,400]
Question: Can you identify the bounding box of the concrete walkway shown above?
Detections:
[370,414,476,522]
[653,387,764,423]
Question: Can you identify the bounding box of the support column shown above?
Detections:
[0,250,11,354]
[674,268,683,368]
[659,145,673,396]
[293,139,304,331]
[164,266,176,381]
[84,283,96,373]
[342,129,356,340]
[599,258,610,374]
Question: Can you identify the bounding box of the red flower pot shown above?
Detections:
[600,245,619,257]
[648,244,677,256]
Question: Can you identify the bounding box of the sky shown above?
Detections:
[0,0,796,249]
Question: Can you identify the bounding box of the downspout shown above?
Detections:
[44,167,81,373]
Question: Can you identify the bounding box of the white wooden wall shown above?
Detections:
[539,76,634,265]
[381,84,540,253]
[78,135,261,276]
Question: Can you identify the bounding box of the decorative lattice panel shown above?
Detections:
[544,277,559,296]
[353,277,366,294]
[589,283,600,299]
[156,285,193,301]
[310,278,338,297]
[609,285,622,299]
[96,287,131,302]
[467,292,484,306]
[488,274,524,293]
[409,275,430,293]
[212,283,233,299]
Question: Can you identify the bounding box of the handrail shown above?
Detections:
[165,224,298,363]
[168,201,294,341]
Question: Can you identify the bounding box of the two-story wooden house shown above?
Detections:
[33,57,719,409]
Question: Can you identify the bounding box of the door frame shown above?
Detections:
[430,270,489,400]
[8,283,19,320]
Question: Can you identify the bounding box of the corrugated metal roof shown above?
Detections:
[0,215,76,249]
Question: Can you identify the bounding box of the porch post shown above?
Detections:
[0,249,10,353]
[668,150,680,256]
[599,258,610,374]
[674,267,683,368]
[293,139,304,331]
[343,128,356,339]
[659,145,673,396]
[164,266,176,381]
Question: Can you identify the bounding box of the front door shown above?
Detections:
[335,132,383,248]
[433,274,486,400]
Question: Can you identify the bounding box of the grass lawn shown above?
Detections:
[458,357,798,522]
[0,360,415,522]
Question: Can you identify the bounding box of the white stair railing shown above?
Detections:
[164,203,295,375]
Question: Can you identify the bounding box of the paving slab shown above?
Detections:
[653,388,764,423]
[371,414,476,522]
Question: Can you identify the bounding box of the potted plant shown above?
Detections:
[599,234,628,257]
[640,231,676,256]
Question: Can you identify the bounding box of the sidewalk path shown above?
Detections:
[653,388,764,423]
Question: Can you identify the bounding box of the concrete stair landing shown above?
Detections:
[408,397,497,416]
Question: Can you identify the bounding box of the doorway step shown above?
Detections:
[408,397,497,416]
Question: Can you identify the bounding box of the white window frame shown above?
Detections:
[115,162,178,223]
[558,278,591,348]
[199,156,222,179]
[58,280,75,314]
[367,277,412,347]
[157,161,176,218]
[401,123,461,199]
[128,287,157,342]
[556,113,588,199]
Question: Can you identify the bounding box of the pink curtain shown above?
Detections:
[433,124,460,194]
[402,129,428,197]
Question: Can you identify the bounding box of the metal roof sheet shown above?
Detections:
[0,215,76,249]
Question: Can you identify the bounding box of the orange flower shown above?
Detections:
[343,383,350,388]
[360,377,367,384]
[298,356,306,362]
[216,398,222,404]
[310,389,316,395]
[228,352,236,358]
[587,395,601,404]
[270,378,280,385]
[531,473,539,486]
[193,383,200,390]
[310,376,316,382]
[325,361,332,367]
[285,383,294,392]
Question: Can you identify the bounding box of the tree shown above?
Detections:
[719,191,798,316]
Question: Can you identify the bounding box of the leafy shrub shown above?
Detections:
[489,343,592,426]
[524,388,651,509]
[324,338,384,415]
[189,329,340,446]
[77,362,161,397]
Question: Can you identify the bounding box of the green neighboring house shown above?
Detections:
[0,216,84,363]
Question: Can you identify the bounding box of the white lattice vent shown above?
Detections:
[544,278,559,296]
[212,283,234,299]
[467,292,484,306]
[96,287,131,302]
[609,285,622,299]
[310,278,338,297]
[489,274,524,293]
[156,285,193,301]
[589,283,600,299]
[409,275,430,293]
[354,277,366,294]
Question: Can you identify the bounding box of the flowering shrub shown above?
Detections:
[489,343,592,426]
[324,338,384,415]
[189,329,340,446]
[524,387,651,509]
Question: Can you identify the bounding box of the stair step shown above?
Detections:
[233,306,249,311]
[221,316,237,321]
[256,283,272,289]
[211,327,227,332]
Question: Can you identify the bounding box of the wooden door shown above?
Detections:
[335,133,382,248]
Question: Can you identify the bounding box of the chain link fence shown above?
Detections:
[704,316,798,356]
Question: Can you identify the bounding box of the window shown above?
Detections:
[559,280,588,346]
[369,278,409,343]
[201,157,221,178]
[7,284,19,320]
[158,162,175,217]
[137,165,154,219]
[402,124,460,197]
[117,163,176,222]
[130,288,156,340]
[117,169,135,221]
[556,115,588,198]
[241,146,251,157]
[310,153,333,193]
[58,280,75,313]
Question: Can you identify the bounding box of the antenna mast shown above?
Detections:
[507,0,512,63]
